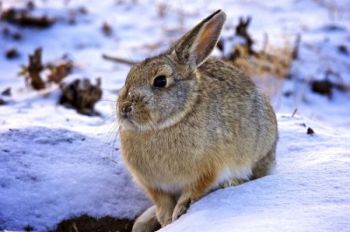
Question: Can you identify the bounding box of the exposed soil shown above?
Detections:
[55,215,134,232]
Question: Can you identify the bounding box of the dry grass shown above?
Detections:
[233,43,294,79]
[224,40,295,98]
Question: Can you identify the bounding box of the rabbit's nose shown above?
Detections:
[120,103,132,118]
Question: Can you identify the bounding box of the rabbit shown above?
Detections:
[117,9,278,232]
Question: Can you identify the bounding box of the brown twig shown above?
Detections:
[24,48,45,90]
[292,34,301,60]
[1,8,54,28]
[235,16,255,55]
[102,54,137,66]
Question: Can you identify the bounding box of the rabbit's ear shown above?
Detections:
[171,10,226,68]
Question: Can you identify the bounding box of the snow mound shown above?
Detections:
[162,115,350,232]
[0,127,150,231]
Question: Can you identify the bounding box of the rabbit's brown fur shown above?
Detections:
[117,10,278,231]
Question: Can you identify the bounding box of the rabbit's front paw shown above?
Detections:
[157,207,173,227]
[132,206,160,232]
[172,198,191,221]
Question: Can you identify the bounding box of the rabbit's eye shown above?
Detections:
[153,75,167,88]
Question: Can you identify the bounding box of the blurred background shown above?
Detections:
[1,0,349,125]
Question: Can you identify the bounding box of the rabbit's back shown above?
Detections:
[198,57,277,160]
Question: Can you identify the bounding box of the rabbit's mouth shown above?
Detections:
[118,108,155,132]
[119,117,138,131]
[118,109,139,131]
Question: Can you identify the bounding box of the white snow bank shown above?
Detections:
[0,126,150,231]
[162,115,350,232]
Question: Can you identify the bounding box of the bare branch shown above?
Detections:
[102,54,138,66]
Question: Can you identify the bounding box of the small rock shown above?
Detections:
[0,98,7,105]
[12,32,22,40]
[307,127,315,135]
[337,45,348,55]
[5,48,20,59]
[311,79,332,98]
[101,22,113,36]
[1,88,11,96]
[283,90,293,97]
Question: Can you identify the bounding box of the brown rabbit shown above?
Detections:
[117,10,278,232]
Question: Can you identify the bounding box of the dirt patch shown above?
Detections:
[55,215,134,232]
[1,3,55,28]
[59,78,102,116]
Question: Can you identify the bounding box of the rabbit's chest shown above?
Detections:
[130,145,193,194]
[132,137,196,176]
[122,130,204,190]
[126,127,204,162]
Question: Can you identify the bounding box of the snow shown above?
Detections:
[0,126,150,231]
[162,116,350,232]
[0,0,350,231]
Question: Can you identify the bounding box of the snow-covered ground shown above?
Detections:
[0,0,349,231]
[164,115,350,232]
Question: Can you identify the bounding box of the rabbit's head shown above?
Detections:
[118,10,226,131]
